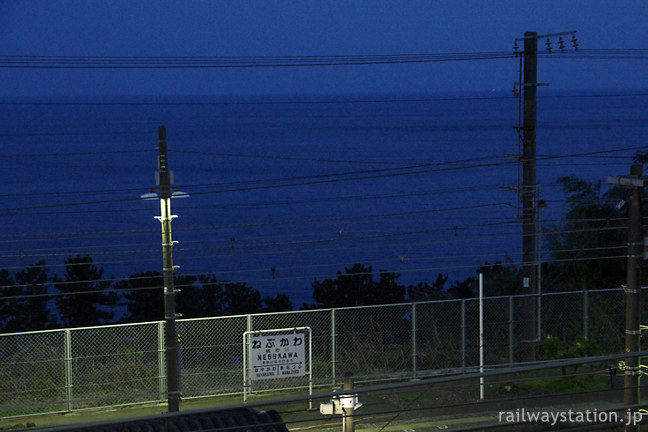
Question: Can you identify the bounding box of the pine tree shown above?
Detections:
[54,255,115,328]
[12,261,53,331]
[117,270,164,323]
[0,269,18,332]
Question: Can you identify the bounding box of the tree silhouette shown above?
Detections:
[262,293,293,312]
[117,270,164,323]
[477,261,521,297]
[544,175,628,291]
[307,263,405,308]
[54,255,115,327]
[447,277,477,299]
[0,269,18,332]
[222,281,263,315]
[407,273,449,301]
[12,260,53,331]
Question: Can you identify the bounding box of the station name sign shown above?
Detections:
[250,333,305,380]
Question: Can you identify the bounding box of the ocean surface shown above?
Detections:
[0,91,646,307]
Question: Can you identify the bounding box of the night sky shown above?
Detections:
[1,1,647,99]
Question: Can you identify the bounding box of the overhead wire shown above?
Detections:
[0,201,627,266]
[0,89,644,303]
[0,144,641,213]
[1,216,638,295]
[539,48,648,59]
[1,49,646,70]
[0,148,153,159]
[0,216,634,291]
[0,201,516,262]
[0,52,517,69]
[0,217,519,273]
[0,248,632,302]
[0,177,636,272]
[0,175,575,243]
[0,214,631,269]
[3,203,624,266]
[0,90,645,110]
[0,154,515,212]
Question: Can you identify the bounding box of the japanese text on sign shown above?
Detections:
[250,333,305,380]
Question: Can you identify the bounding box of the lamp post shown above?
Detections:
[142,126,188,412]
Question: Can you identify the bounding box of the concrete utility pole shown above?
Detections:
[608,165,643,432]
[514,30,578,362]
[520,31,538,362]
[154,126,181,412]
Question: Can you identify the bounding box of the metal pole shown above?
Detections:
[479,272,484,400]
[308,328,313,410]
[343,373,355,432]
[411,303,417,379]
[64,329,73,412]
[509,296,514,366]
[246,315,253,399]
[537,187,546,341]
[158,321,166,402]
[243,332,249,402]
[156,126,181,412]
[624,164,643,432]
[521,31,538,362]
[583,289,589,339]
[331,309,337,388]
[461,299,466,373]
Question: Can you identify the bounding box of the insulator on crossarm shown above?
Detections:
[558,36,566,52]
[571,34,579,50]
[545,38,552,53]
[513,41,519,55]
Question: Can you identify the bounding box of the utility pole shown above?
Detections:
[147,126,181,412]
[608,165,643,432]
[513,30,578,362]
[520,31,538,362]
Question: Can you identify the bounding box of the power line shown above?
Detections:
[0,217,630,290]
[0,250,631,301]
[0,148,153,159]
[0,190,633,262]
[0,158,518,212]
[0,52,516,69]
[1,48,645,70]
[0,91,646,108]
[0,214,625,286]
[0,144,641,213]
[170,148,507,166]
[540,48,648,59]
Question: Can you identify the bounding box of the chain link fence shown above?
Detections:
[0,288,633,418]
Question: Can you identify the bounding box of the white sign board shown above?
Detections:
[250,333,305,380]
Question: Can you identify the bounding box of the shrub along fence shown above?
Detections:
[0,288,632,418]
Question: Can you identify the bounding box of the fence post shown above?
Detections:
[331,309,337,387]
[509,296,514,366]
[64,329,73,412]
[157,322,165,401]
[412,303,417,379]
[461,299,466,373]
[583,289,589,339]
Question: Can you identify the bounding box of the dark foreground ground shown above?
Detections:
[1,369,645,432]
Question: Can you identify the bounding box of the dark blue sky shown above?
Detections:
[1,1,647,99]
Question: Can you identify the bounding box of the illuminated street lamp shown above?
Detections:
[141,126,188,413]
